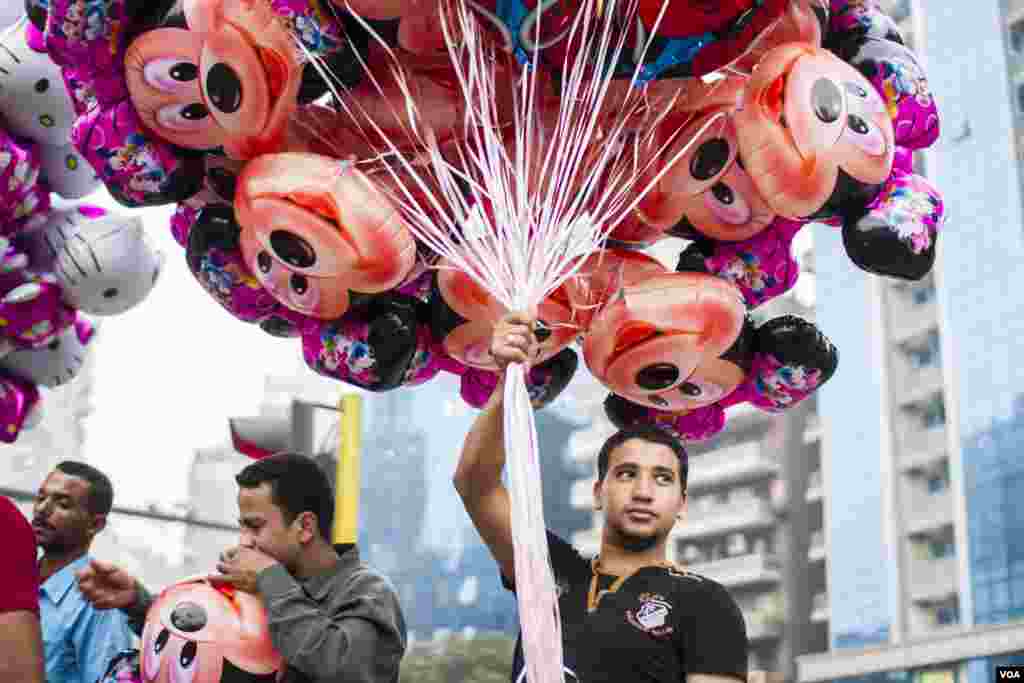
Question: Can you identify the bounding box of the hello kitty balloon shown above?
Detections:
[0,17,99,199]
[20,205,165,316]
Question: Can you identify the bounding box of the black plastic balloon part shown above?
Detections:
[754,315,839,386]
[841,209,936,281]
[364,293,425,391]
[527,347,579,409]
[185,204,242,273]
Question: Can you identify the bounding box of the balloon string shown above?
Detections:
[504,362,564,683]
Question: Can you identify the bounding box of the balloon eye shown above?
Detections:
[690,138,730,181]
[270,231,316,269]
[48,339,60,351]
[257,251,273,274]
[156,103,210,131]
[179,641,198,668]
[811,78,843,124]
[636,363,679,391]
[154,629,170,654]
[679,382,702,397]
[34,78,49,93]
[648,394,669,407]
[847,114,870,135]
[710,182,734,205]
[144,59,201,91]
[102,287,119,299]
[170,63,198,82]
[290,274,309,295]
[205,63,243,114]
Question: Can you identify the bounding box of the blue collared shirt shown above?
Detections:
[39,555,135,683]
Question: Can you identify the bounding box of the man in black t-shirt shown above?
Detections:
[453,312,749,683]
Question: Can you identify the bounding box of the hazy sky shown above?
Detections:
[68,192,306,508]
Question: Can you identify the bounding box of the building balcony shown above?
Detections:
[746,613,784,642]
[803,414,823,444]
[904,489,954,536]
[570,478,596,510]
[810,592,830,623]
[806,470,823,503]
[684,552,781,588]
[887,293,938,343]
[568,424,615,465]
[908,556,958,604]
[892,365,944,407]
[688,441,778,493]
[808,530,826,563]
[898,424,947,464]
[675,497,775,542]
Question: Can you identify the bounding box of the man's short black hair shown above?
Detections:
[55,461,114,515]
[596,426,689,492]
[235,453,335,541]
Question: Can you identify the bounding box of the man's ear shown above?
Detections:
[297,511,318,543]
[90,513,107,536]
[592,479,603,511]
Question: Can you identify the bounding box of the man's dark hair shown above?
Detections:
[55,461,114,515]
[596,426,689,492]
[235,453,335,541]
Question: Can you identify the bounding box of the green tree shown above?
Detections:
[399,633,515,683]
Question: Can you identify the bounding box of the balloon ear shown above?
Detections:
[186,204,241,271]
[604,392,726,441]
[841,39,940,151]
[698,218,804,309]
[0,372,40,443]
[842,169,943,281]
[746,315,838,412]
[675,242,711,275]
[365,293,424,391]
[526,347,579,409]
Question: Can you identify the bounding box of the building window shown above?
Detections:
[928,540,956,559]
[936,604,960,625]
[912,283,937,306]
[887,0,911,24]
[922,395,947,429]
[905,330,942,369]
[1011,19,1024,54]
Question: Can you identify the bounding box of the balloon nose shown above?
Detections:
[170,602,208,632]
[636,363,680,391]
[270,230,316,269]
[811,78,843,124]
[206,63,243,114]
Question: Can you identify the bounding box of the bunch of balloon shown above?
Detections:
[0,17,164,442]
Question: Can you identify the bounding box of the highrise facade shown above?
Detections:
[798,2,1024,683]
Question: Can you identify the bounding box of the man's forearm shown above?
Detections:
[122,581,154,637]
[453,379,507,497]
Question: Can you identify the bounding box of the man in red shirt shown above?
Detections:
[0,494,45,683]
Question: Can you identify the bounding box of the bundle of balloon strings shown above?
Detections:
[303,0,732,679]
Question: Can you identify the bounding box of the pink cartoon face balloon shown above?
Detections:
[734,42,895,219]
[235,153,417,319]
[581,270,746,411]
[640,107,777,242]
[140,576,282,683]
[125,0,302,159]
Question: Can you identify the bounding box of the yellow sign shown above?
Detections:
[333,394,362,544]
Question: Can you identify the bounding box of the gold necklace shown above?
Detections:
[586,556,677,613]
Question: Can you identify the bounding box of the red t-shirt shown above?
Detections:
[0,495,39,614]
